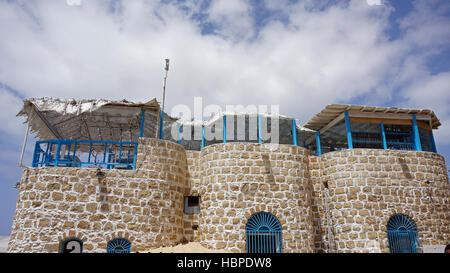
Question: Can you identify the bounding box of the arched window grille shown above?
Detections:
[60,238,83,253]
[386,214,420,253]
[246,212,282,253]
[107,238,131,253]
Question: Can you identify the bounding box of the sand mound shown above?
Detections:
[143,242,230,253]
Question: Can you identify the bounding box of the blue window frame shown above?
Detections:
[107,238,131,253]
[386,214,420,253]
[246,212,282,253]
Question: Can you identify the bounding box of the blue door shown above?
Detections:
[246,212,282,253]
[386,214,419,253]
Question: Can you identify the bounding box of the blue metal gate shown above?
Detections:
[386,214,419,253]
[107,238,131,253]
[246,212,282,253]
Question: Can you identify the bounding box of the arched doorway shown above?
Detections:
[246,212,282,253]
[386,214,420,253]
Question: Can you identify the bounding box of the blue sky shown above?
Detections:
[0,0,449,236]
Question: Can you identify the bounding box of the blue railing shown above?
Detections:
[32,139,138,170]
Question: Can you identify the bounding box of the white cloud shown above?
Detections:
[366,0,382,6]
[0,88,26,138]
[206,0,254,40]
[0,0,448,128]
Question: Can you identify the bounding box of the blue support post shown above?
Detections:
[201,125,205,148]
[32,142,40,167]
[132,144,138,170]
[429,130,437,153]
[119,143,123,163]
[344,111,353,149]
[380,122,387,150]
[292,119,298,146]
[88,143,93,163]
[159,110,164,139]
[44,142,50,166]
[223,115,227,143]
[55,142,61,167]
[316,131,322,156]
[177,124,181,144]
[139,109,145,138]
[257,115,262,144]
[412,114,422,151]
[103,144,108,163]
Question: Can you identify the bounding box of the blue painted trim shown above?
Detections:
[316,131,322,156]
[429,130,437,153]
[201,125,205,148]
[292,119,298,146]
[223,115,226,143]
[344,111,353,149]
[257,115,262,144]
[380,122,387,150]
[159,110,164,139]
[139,109,145,137]
[412,114,422,151]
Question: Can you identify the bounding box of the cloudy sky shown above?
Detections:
[0,0,449,236]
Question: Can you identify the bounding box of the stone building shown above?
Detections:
[7,98,450,253]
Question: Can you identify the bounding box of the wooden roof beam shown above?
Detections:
[32,105,63,139]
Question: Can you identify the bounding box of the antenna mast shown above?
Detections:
[162,59,169,112]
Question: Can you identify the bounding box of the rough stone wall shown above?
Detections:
[7,138,187,253]
[183,151,201,242]
[7,136,449,253]
[198,143,315,253]
[310,149,450,253]
[309,155,331,253]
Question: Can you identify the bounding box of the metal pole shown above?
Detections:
[19,122,31,168]
[380,122,387,150]
[429,130,437,153]
[223,115,227,143]
[257,115,262,144]
[345,111,353,149]
[162,59,169,112]
[139,109,145,138]
[19,107,34,168]
[292,119,298,146]
[316,131,322,156]
[412,114,422,151]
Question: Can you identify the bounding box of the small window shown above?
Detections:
[60,238,83,253]
[184,196,200,214]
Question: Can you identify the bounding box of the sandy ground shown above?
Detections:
[143,242,230,253]
[0,236,9,253]
[0,237,228,253]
